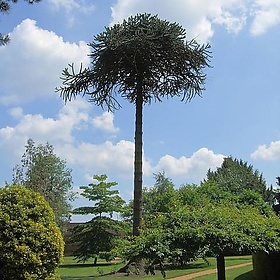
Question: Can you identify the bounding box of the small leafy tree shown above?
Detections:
[70,174,127,264]
[122,173,280,279]
[57,13,211,236]
[73,174,125,218]
[0,0,41,45]
[13,138,74,227]
[0,185,64,280]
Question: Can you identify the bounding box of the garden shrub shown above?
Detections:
[0,185,64,280]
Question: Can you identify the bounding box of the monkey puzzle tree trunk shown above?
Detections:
[217,255,226,280]
[133,78,143,236]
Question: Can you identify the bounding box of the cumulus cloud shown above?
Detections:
[0,19,90,105]
[0,99,90,162]
[153,148,225,183]
[0,98,225,184]
[250,0,280,35]
[0,98,135,179]
[251,140,280,160]
[93,112,120,133]
[110,0,280,41]
[110,0,248,42]
[59,140,136,177]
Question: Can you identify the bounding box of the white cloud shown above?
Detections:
[0,99,224,184]
[0,94,225,187]
[93,111,119,133]
[110,0,280,41]
[0,19,90,105]
[110,0,248,43]
[58,140,136,177]
[9,107,24,118]
[251,140,280,160]
[49,0,80,11]
[49,0,95,13]
[48,0,96,27]
[153,148,225,183]
[0,98,90,163]
[250,0,280,35]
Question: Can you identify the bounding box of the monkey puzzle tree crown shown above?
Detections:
[58,13,211,109]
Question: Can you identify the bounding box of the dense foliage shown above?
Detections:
[123,194,280,277]
[0,185,64,280]
[205,157,274,203]
[57,13,211,236]
[13,138,74,227]
[143,172,178,216]
[120,170,280,279]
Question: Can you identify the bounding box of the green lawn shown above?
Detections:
[193,263,253,280]
[58,255,253,280]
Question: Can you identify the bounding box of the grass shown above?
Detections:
[194,264,253,280]
[58,255,253,280]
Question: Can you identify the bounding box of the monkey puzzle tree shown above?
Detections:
[56,13,211,236]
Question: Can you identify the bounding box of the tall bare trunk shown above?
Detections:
[133,79,143,236]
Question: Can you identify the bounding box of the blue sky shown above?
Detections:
[0,0,279,221]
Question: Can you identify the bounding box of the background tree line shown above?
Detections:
[2,139,280,280]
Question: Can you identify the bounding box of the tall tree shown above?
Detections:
[56,13,211,236]
[206,157,274,204]
[70,174,126,264]
[0,0,41,45]
[12,138,74,227]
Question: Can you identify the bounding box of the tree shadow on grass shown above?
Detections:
[234,270,253,280]
[60,263,116,269]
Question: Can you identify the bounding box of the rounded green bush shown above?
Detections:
[0,185,64,280]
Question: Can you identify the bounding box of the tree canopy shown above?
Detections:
[205,157,273,203]
[142,172,177,216]
[57,13,212,236]
[0,185,64,279]
[13,138,74,227]
[57,13,211,109]
[120,171,280,279]
[73,174,125,218]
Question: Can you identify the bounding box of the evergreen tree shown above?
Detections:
[205,157,273,204]
[56,13,211,236]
